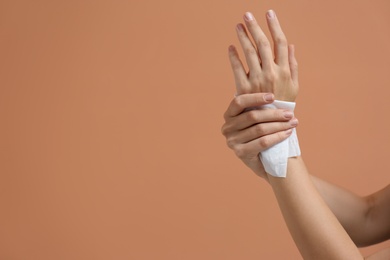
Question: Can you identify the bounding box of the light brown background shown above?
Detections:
[1,0,389,259]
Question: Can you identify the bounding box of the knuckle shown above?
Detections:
[264,72,275,83]
[234,146,246,159]
[255,38,270,48]
[223,111,229,120]
[238,86,250,94]
[275,36,287,47]
[226,137,236,149]
[252,73,264,84]
[248,77,260,88]
[246,110,257,122]
[221,124,228,136]
[290,61,298,70]
[244,47,258,56]
[280,68,291,79]
[238,80,250,90]
[232,96,243,110]
[254,124,265,136]
[258,137,270,149]
[232,95,245,111]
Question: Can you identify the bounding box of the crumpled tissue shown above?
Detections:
[259,100,301,178]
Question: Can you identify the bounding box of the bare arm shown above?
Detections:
[311,176,390,247]
[268,157,363,259]
[223,9,389,258]
[229,11,363,258]
[365,248,390,260]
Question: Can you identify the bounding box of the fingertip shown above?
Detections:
[283,110,294,119]
[290,118,299,127]
[236,23,244,32]
[228,45,235,52]
[285,129,293,135]
[244,12,255,22]
[266,10,275,19]
[263,93,274,102]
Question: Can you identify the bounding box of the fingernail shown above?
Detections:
[290,118,298,127]
[228,45,235,52]
[267,10,275,19]
[283,111,293,119]
[244,12,254,21]
[236,23,244,31]
[285,129,293,135]
[264,93,274,102]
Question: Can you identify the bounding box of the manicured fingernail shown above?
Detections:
[267,10,275,19]
[236,23,244,31]
[285,129,293,135]
[283,111,293,119]
[290,118,298,127]
[264,93,274,102]
[244,12,254,21]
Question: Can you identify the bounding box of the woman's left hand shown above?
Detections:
[228,10,299,101]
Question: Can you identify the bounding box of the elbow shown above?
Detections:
[363,193,377,227]
[353,195,377,248]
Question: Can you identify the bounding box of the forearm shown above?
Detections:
[310,175,390,247]
[310,175,371,246]
[268,157,362,259]
[364,184,390,245]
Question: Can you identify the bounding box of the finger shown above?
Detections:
[243,12,273,70]
[233,119,298,144]
[226,108,294,132]
[236,23,262,76]
[228,45,248,94]
[223,93,274,119]
[235,128,293,157]
[288,44,299,86]
[266,10,288,66]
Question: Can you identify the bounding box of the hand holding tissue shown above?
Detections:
[227,10,300,177]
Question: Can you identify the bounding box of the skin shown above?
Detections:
[222,10,390,259]
[221,92,298,179]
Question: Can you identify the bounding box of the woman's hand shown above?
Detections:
[221,93,298,179]
[228,10,299,101]
[222,10,300,179]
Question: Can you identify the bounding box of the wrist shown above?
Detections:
[259,101,301,178]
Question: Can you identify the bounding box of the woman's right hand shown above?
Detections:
[221,93,298,180]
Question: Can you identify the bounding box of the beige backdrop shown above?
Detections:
[1,0,390,259]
